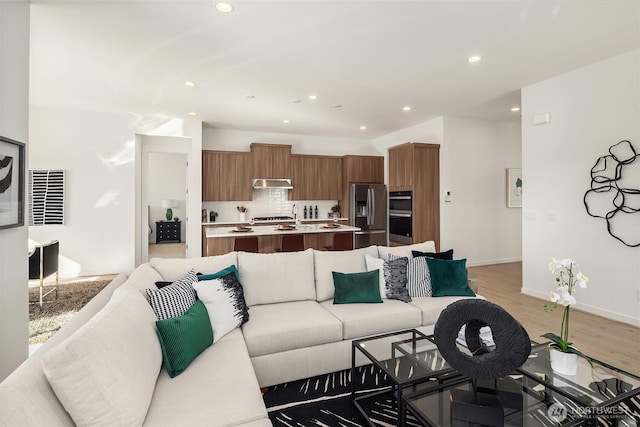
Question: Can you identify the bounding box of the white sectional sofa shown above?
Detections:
[0,241,480,427]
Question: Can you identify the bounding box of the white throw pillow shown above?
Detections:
[365,254,386,298]
[41,286,162,427]
[193,273,249,343]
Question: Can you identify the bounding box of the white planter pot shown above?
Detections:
[239,212,246,222]
[549,347,578,375]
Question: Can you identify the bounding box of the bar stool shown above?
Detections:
[280,234,305,252]
[233,236,259,253]
[325,232,353,251]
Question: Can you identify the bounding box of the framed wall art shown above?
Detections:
[0,135,25,229]
[506,168,522,208]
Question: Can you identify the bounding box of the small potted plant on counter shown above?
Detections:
[329,204,340,219]
[209,211,218,222]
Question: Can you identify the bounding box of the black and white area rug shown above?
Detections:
[263,365,422,427]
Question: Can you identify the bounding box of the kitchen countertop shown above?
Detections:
[205,224,360,238]
[202,217,348,226]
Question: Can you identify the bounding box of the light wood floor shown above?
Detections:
[469,262,640,376]
[148,243,186,259]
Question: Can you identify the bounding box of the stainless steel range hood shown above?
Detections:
[252,179,293,190]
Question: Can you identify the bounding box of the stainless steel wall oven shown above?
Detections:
[389,191,413,244]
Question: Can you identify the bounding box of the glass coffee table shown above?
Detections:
[404,342,640,426]
[351,329,461,426]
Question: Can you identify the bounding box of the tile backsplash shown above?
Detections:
[202,189,337,223]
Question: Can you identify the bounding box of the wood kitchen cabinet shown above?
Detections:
[343,155,384,184]
[250,143,291,179]
[202,150,252,201]
[291,155,342,200]
[339,155,384,218]
[388,142,440,249]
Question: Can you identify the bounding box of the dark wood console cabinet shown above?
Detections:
[156,221,181,244]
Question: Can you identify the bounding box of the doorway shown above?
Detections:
[147,152,187,259]
[135,134,193,265]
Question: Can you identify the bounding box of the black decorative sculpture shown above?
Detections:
[583,140,640,247]
[434,299,531,380]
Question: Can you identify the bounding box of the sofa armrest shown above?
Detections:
[468,275,479,294]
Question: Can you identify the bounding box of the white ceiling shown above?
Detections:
[29,0,640,139]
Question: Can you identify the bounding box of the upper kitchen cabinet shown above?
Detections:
[202,150,252,201]
[388,143,414,191]
[343,155,384,184]
[250,143,291,179]
[291,155,342,200]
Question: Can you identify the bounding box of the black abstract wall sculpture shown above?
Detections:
[583,140,640,247]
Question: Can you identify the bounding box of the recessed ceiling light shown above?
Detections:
[215,2,234,13]
[188,112,197,116]
[245,95,255,99]
[308,94,318,101]
[511,107,521,112]
[283,119,290,124]
[468,56,482,63]
[292,99,301,103]
[402,106,412,112]
[360,126,367,131]
[333,104,342,108]
[185,81,196,87]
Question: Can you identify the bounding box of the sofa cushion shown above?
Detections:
[156,300,213,378]
[383,256,411,303]
[320,299,422,339]
[410,295,483,325]
[412,248,454,260]
[377,240,436,259]
[242,301,343,357]
[193,272,249,343]
[332,270,382,304]
[389,254,432,297]
[427,258,476,297]
[314,246,379,302]
[144,329,268,426]
[41,286,161,427]
[123,262,163,293]
[238,249,316,306]
[145,269,198,320]
[150,252,238,281]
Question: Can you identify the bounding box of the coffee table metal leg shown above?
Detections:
[397,386,405,426]
[351,344,356,400]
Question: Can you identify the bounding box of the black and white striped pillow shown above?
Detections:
[389,254,432,297]
[146,269,198,320]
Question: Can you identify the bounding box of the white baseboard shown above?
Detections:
[466,257,522,267]
[521,288,640,327]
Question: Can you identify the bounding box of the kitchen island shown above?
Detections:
[204,223,360,255]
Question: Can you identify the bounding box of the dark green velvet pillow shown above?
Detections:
[426,258,476,297]
[155,300,213,378]
[332,270,382,304]
[198,265,239,281]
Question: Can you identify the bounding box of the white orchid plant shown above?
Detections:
[542,258,591,362]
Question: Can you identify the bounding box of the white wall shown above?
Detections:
[0,0,29,381]
[203,128,379,155]
[442,117,522,265]
[372,116,522,265]
[147,152,187,243]
[521,49,640,326]
[29,108,187,276]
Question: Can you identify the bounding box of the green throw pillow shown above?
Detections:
[426,258,476,297]
[332,270,382,304]
[198,265,239,281]
[155,300,213,378]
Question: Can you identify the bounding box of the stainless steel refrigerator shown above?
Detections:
[349,183,388,248]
